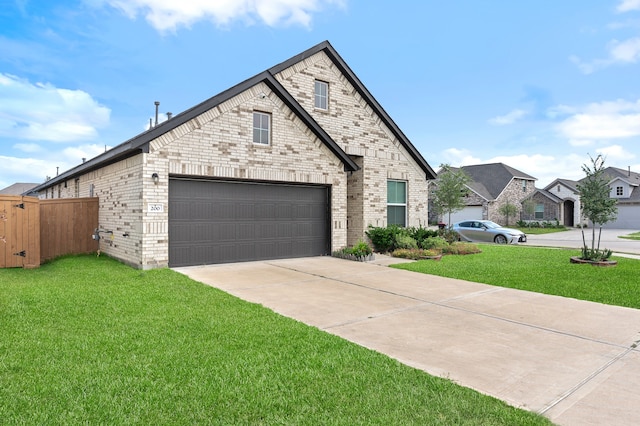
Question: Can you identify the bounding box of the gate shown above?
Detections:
[0,196,40,268]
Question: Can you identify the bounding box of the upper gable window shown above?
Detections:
[253,112,270,145]
[616,186,624,197]
[522,180,527,192]
[314,80,328,110]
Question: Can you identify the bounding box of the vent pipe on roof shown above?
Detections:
[629,166,631,177]
[154,101,160,126]
[167,112,172,120]
[56,166,59,176]
[82,158,86,163]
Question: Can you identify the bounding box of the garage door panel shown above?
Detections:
[169,179,329,266]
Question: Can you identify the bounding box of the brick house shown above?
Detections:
[30,41,436,268]
[531,179,580,226]
[429,163,536,226]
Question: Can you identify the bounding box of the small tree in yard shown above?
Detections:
[431,164,470,227]
[522,199,535,221]
[498,201,518,226]
[576,154,618,261]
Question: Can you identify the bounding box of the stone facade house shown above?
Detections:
[30,41,436,268]
[429,163,536,226]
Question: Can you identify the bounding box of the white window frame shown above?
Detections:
[253,111,270,145]
[314,80,328,110]
[387,180,407,227]
[534,203,544,219]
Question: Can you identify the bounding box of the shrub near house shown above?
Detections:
[365,225,481,259]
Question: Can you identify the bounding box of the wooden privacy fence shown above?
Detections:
[0,196,99,268]
[0,196,40,268]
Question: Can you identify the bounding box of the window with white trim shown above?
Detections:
[253,112,270,145]
[314,80,328,110]
[616,186,623,196]
[387,180,407,227]
[535,203,544,219]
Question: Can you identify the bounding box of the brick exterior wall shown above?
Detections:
[38,51,431,268]
[274,52,430,244]
[489,178,536,226]
[523,192,561,222]
[40,156,146,268]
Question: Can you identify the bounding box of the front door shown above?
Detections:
[563,200,574,227]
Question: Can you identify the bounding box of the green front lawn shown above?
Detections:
[0,255,551,425]
[516,227,569,235]
[393,245,640,309]
[620,232,640,241]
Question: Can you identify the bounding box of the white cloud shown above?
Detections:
[570,37,640,74]
[556,98,640,140]
[13,143,43,153]
[0,73,110,142]
[617,0,640,13]
[596,144,636,161]
[98,0,346,32]
[441,148,481,167]
[488,109,527,125]
[608,37,640,62]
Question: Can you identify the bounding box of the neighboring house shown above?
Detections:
[539,168,640,229]
[429,163,536,225]
[0,183,39,195]
[29,41,437,269]
[536,179,581,227]
[601,167,640,229]
[534,167,640,230]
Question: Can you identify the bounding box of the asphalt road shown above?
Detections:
[525,228,640,256]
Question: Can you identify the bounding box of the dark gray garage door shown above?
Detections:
[169,178,330,267]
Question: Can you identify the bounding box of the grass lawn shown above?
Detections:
[393,245,640,309]
[0,255,551,425]
[515,227,568,235]
[620,231,640,241]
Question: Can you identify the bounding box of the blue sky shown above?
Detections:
[1,0,640,190]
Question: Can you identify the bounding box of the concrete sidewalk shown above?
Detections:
[175,256,640,426]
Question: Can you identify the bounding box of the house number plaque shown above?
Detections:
[148,203,164,213]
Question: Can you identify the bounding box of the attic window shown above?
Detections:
[557,185,560,192]
[522,180,527,192]
[252,112,270,145]
[616,186,623,196]
[314,80,328,110]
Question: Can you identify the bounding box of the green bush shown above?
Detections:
[394,234,418,250]
[366,225,404,252]
[421,237,449,251]
[580,247,612,261]
[406,226,439,247]
[351,240,373,257]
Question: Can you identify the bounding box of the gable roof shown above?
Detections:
[601,166,640,186]
[270,41,436,180]
[459,163,536,200]
[31,41,435,194]
[544,178,579,193]
[0,182,39,195]
[530,188,563,203]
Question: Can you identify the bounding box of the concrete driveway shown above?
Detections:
[175,254,640,426]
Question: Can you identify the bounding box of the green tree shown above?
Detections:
[431,164,470,227]
[522,199,535,221]
[498,201,519,226]
[576,154,618,260]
